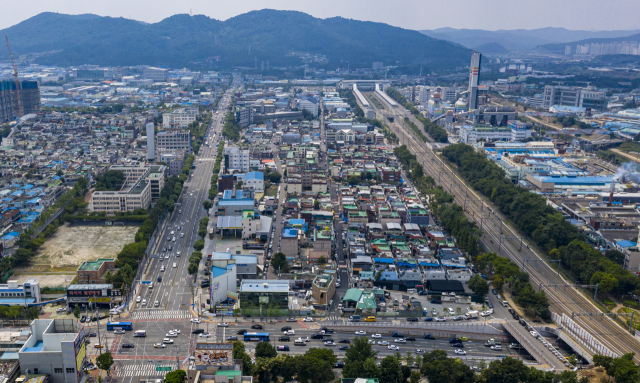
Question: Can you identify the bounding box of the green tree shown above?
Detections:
[164,370,186,383]
[271,252,289,273]
[255,341,277,358]
[379,355,402,383]
[314,199,320,210]
[95,352,114,376]
[481,357,529,383]
[232,341,254,375]
[343,336,378,378]
[317,255,327,265]
[188,263,199,275]
[421,350,475,383]
[73,306,81,318]
[362,358,380,379]
[297,355,334,383]
[409,371,421,383]
[203,200,212,210]
[193,239,205,251]
[468,274,489,296]
[305,348,338,364]
[347,175,360,185]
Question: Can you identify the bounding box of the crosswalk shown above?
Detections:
[324,316,341,321]
[130,310,193,320]
[115,364,175,378]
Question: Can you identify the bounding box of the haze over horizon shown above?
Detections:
[3,0,640,32]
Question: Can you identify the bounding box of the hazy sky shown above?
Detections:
[2,0,640,31]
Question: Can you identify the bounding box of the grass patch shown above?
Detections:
[265,185,278,197]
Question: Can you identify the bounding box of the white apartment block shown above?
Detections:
[90,181,151,213]
[143,67,169,82]
[224,145,250,173]
[163,108,198,128]
[157,130,192,154]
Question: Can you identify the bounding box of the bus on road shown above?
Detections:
[106,322,133,331]
[244,332,270,341]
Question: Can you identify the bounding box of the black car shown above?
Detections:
[449,338,462,344]
[157,276,162,282]
[279,336,290,342]
[324,337,334,342]
[192,329,205,334]
[88,333,97,337]
[519,319,527,326]
[405,336,416,341]
[492,289,498,295]
[451,343,464,348]
[508,309,515,315]
[251,324,263,330]
[512,314,520,320]
[424,334,436,340]
[237,329,248,335]
[406,317,418,322]
[80,315,86,323]
[339,345,349,350]
[121,343,135,349]
[227,336,238,341]
[339,339,351,344]
[281,326,292,332]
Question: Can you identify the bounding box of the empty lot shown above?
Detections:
[19,224,137,273]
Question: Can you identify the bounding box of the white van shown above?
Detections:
[161,266,165,272]
[148,283,154,289]
[502,301,508,307]
[294,339,306,346]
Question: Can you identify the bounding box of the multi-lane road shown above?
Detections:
[363,90,640,361]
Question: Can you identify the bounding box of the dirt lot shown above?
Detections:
[11,274,75,288]
[19,224,137,273]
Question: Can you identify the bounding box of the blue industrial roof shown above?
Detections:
[617,240,637,248]
[282,228,298,238]
[23,340,43,352]
[533,176,613,185]
[218,199,254,206]
[210,266,227,279]
[245,171,264,181]
[374,258,394,264]
[289,219,305,226]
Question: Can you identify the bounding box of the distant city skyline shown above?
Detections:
[3,0,640,32]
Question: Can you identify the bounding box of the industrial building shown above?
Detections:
[543,85,606,111]
[156,130,192,154]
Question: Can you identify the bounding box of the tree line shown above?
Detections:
[222,111,243,141]
[188,111,212,154]
[441,143,640,298]
[384,87,448,143]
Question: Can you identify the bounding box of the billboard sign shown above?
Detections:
[194,343,233,367]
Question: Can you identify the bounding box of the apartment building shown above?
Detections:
[0,80,41,123]
[224,145,250,173]
[235,106,254,128]
[163,108,198,128]
[143,66,169,82]
[157,130,192,154]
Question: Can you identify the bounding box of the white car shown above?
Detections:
[218,323,229,327]
[191,318,202,323]
[166,332,178,338]
[302,317,314,322]
[355,331,366,335]
[416,349,425,354]
[490,345,502,351]
[299,336,309,342]
[371,334,382,339]
[177,251,181,256]
[173,263,177,268]
[388,345,400,351]
[142,299,147,306]
[171,329,181,334]
[284,330,295,335]
[530,331,539,338]
[480,311,491,317]
[378,340,389,346]
[435,317,447,322]
[368,340,376,344]
[199,333,211,338]
[324,341,336,346]
[163,338,174,344]
[455,349,467,355]
[113,330,126,335]
[154,343,166,348]
[136,296,141,303]
[394,338,407,343]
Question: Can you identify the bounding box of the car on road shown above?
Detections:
[199,333,211,338]
[191,318,201,323]
[218,323,229,327]
[284,330,295,335]
[435,317,446,322]
[492,289,498,295]
[166,332,178,338]
[80,315,86,323]
[56,307,67,313]
[88,333,97,337]
[171,329,180,334]
[455,349,466,355]
[94,344,104,348]
[177,251,181,256]
[121,343,134,349]
[490,345,502,351]
[451,343,464,348]
[509,343,520,349]
[339,345,349,350]
[416,349,425,354]
[454,316,464,321]
[281,326,292,332]
[324,341,336,346]
[406,317,418,322]
[277,346,290,352]
[163,338,174,344]
[227,336,237,341]
[141,299,147,306]
[378,340,389,346]
[371,334,382,339]
[302,317,314,322]
[530,331,539,338]
[85,364,97,371]
[355,331,366,335]
[173,263,177,268]
[405,336,416,341]
[279,336,290,342]
[424,317,433,321]
[251,324,263,330]
[339,339,350,344]
[388,345,400,351]
[192,329,205,334]
[394,338,407,343]
[136,296,141,303]
[154,343,166,348]
[480,311,491,317]
[114,330,126,334]
[236,329,247,335]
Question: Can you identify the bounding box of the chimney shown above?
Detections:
[608,181,615,207]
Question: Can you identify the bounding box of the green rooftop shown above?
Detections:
[78,258,114,271]
[215,371,241,376]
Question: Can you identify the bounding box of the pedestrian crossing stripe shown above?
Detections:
[115,364,174,377]
[130,310,193,319]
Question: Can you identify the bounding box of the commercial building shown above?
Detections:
[76,258,116,285]
[146,123,155,161]
[280,228,300,260]
[143,67,169,82]
[239,280,290,311]
[157,130,192,154]
[311,273,336,307]
[90,164,165,212]
[65,284,122,309]
[224,145,250,173]
[0,279,41,306]
[243,172,264,192]
[0,80,41,123]
[543,85,606,110]
[467,52,482,110]
[235,106,254,128]
[162,108,198,129]
[19,319,87,383]
[298,97,319,117]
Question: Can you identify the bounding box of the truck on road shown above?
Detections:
[209,227,214,239]
[464,310,479,320]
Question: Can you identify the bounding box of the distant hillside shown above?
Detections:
[419,27,640,51]
[0,10,471,69]
[538,33,640,54]
[474,42,509,54]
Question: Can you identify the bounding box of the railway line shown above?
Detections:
[363,90,640,361]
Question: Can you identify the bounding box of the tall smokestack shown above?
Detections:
[608,181,615,207]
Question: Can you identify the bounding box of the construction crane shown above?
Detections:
[5,35,23,118]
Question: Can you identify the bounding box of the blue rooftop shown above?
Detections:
[23,340,43,352]
[282,228,298,238]
[245,171,264,181]
[210,266,227,279]
[617,240,637,248]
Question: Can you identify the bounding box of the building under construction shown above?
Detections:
[0,80,41,123]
